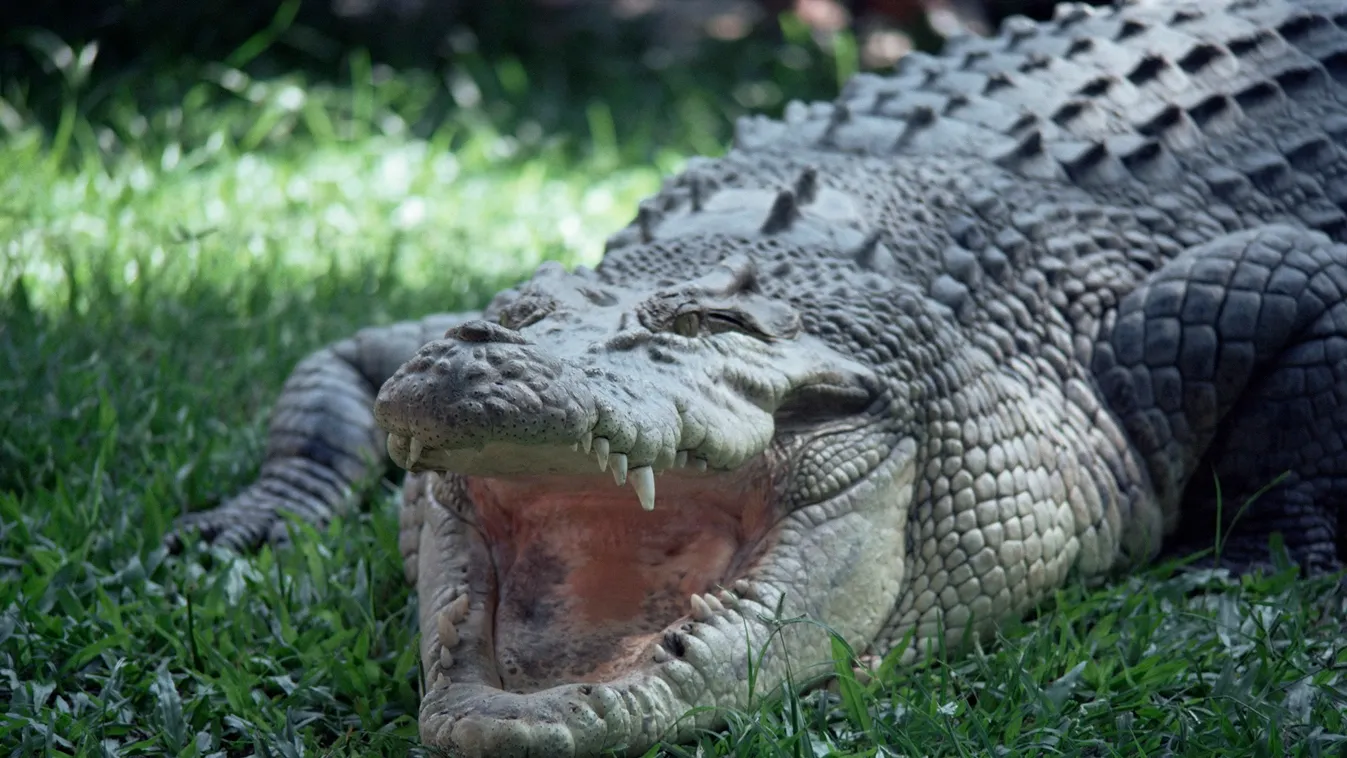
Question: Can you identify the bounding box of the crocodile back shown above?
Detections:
[734,0,1347,242]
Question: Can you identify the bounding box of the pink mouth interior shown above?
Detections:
[466,464,776,692]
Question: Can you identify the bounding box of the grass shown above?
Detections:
[3,10,1347,758]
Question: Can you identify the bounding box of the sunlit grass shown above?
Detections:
[3,9,1347,758]
[2,120,670,314]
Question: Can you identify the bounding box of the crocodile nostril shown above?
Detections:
[499,361,528,380]
[447,319,529,345]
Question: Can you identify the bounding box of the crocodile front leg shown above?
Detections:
[1092,224,1347,573]
[168,312,480,550]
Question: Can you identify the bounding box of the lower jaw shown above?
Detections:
[407,471,804,757]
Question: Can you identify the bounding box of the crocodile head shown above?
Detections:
[373,178,930,756]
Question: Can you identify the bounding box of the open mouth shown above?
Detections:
[369,312,887,754]
[389,435,780,696]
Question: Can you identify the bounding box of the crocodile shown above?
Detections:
[172,0,1347,755]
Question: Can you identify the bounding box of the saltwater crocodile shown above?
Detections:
[174,0,1347,754]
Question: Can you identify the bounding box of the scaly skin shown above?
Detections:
[173,1,1347,755]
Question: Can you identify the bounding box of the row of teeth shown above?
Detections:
[652,582,759,663]
[432,581,759,686]
[430,591,470,690]
[569,431,709,512]
[395,432,707,514]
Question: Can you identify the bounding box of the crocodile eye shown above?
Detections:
[705,311,758,336]
[672,312,701,336]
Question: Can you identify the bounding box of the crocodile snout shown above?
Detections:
[373,332,583,459]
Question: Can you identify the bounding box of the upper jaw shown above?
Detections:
[371,325,873,493]
[371,319,878,478]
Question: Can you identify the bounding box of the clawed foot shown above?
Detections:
[165,458,356,553]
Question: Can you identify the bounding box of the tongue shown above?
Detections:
[467,473,766,692]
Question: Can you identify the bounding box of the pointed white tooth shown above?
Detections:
[674,450,688,468]
[581,431,593,454]
[689,593,713,622]
[704,593,725,613]
[439,647,455,669]
[610,453,628,485]
[437,611,460,647]
[570,442,578,451]
[693,457,708,472]
[652,646,670,663]
[431,671,449,689]
[630,466,655,511]
[445,593,470,624]
[595,437,610,471]
[406,436,424,468]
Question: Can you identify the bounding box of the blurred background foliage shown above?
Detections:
[0,0,1091,170]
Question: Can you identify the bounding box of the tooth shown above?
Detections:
[406,436,424,468]
[570,443,578,451]
[439,647,454,669]
[595,437,610,471]
[445,594,470,624]
[718,589,738,607]
[581,431,593,454]
[693,457,708,472]
[610,453,628,485]
[438,612,460,647]
[733,579,753,597]
[689,594,713,622]
[431,671,449,689]
[630,466,655,511]
[652,646,670,664]
[704,593,725,613]
[674,450,688,468]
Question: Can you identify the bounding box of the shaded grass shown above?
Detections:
[4,13,1347,758]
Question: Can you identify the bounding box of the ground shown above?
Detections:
[2,8,1347,758]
